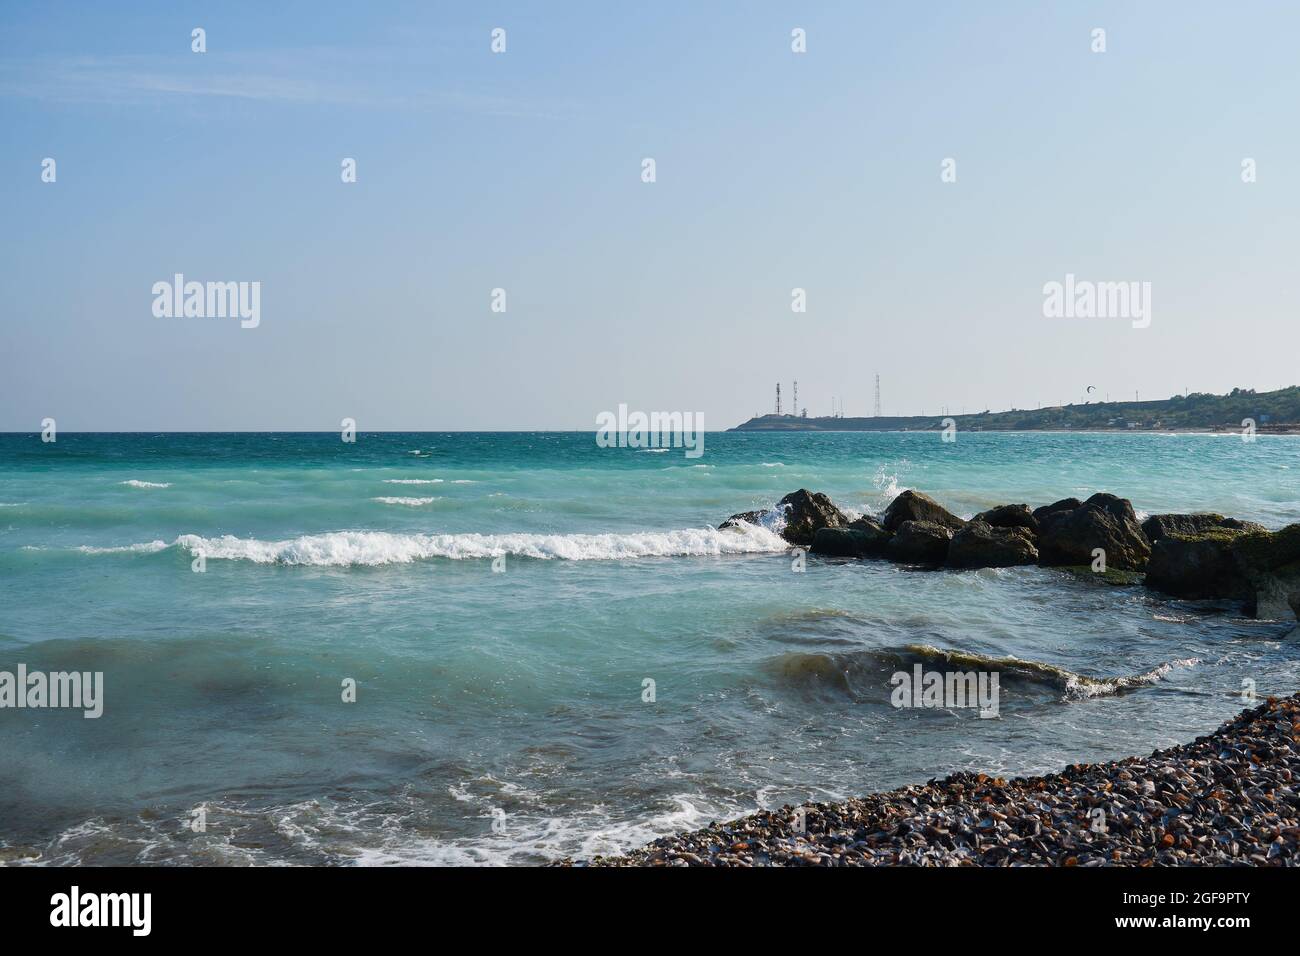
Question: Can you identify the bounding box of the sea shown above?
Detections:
[1,430,1297,865]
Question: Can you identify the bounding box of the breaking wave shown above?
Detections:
[76,540,170,555]
[769,643,1198,702]
[120,480,171,489]
[898,644,1200,699]
[65,523,789,566]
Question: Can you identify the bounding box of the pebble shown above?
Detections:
[559,695,1300,867]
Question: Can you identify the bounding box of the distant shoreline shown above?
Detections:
[729,426,1300,435]
[730,385,1300,434]
[4,428,1300,436]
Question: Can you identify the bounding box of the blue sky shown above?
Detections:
[2,1,1297,429]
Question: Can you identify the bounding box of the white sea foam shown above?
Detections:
[120,480,171,489]
[870,465,904,511]
[31,788,732,867]
[76,540,170,555]
[383,478,443,485]
[162,523,788,566]
[372,496,440,506]
[1063,657,1201,699]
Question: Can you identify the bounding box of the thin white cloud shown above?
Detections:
[0,49,577,118]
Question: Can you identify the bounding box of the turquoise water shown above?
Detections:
[1,431,1298,864]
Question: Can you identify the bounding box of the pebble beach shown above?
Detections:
[567,694,1300,867]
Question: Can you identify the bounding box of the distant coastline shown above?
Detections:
[730,385,1300,434]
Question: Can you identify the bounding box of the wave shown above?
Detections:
[60,523,790,566]
[383,479,443,485]
[372,497,440,506]
[75,540,170,555]
[120,480,171,489]
[769,643,1198,701]
[898,644,1199,699]
[12,787,730,867]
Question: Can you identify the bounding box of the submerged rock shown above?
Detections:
[1036,493,1151,571]
[887,519,953,565]
[947,520,1039,569]
[1059,565,1146,586]
[882,490,966,533]
[973,503,1039,534]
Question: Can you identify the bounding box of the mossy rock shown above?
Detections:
[1145,528,1253,600]
[1244,557,1300,621]
[1232,524,1300,574]
[1058,565,1145,586]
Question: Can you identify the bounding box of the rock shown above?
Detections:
[1145,528,1253,599]
[1142,513,1266,544]
[1032,498,1081,524]
[887,520,954,566]
[774,489,848,545]
[882,490,966,533]
[1249,562,1300,621]
[973,503,1039,534]
[1059,565,1146,586]
[812,524,891,558]
[1232,525,1300,620]
[717,489,847,546]
[947,520,1039,569]
[1230,524,1300,577]
[847,515,887,535]
[1144,523,1300,620]
[719,509,768,531]
[1036,493,1151,571]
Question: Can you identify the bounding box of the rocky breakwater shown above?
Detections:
[1036,493,1151,571]
[718,487,1300,622]
[563,694,1300,866]
[1146,517,1299,620]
